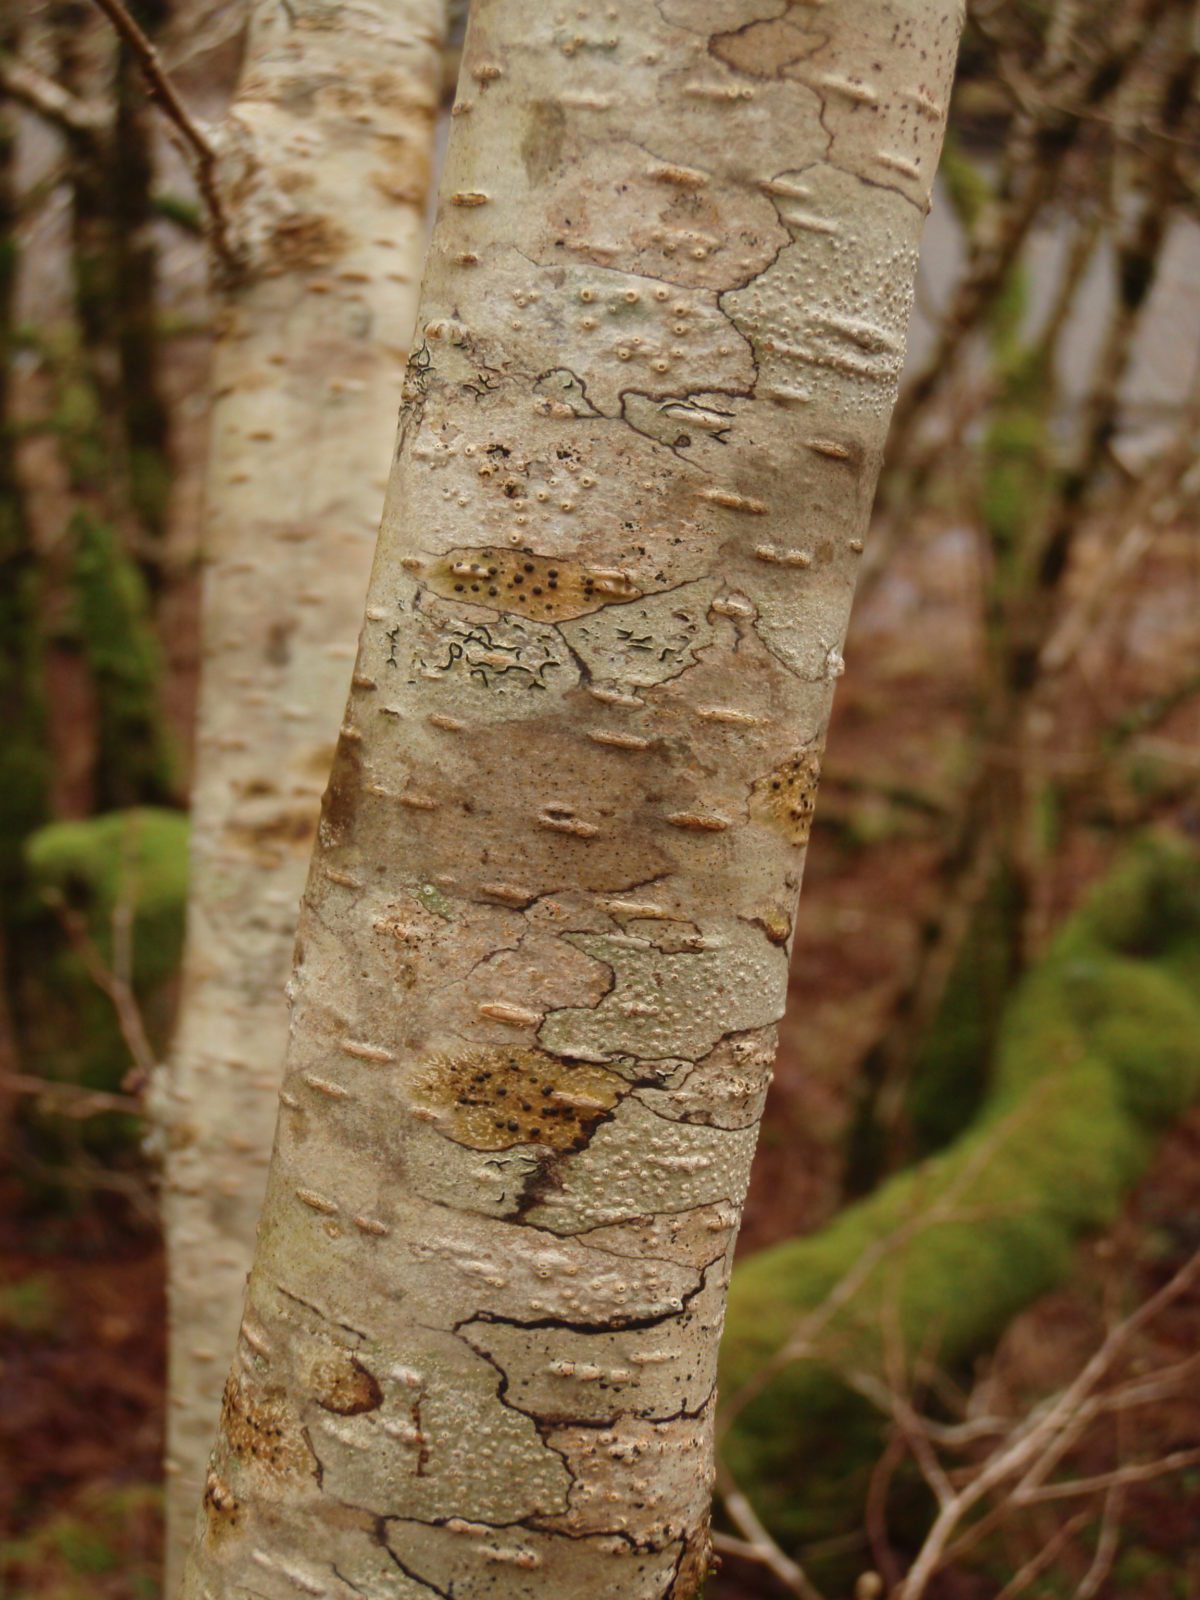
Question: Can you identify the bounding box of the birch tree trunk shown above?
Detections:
[161,2,443,1586]
[182,2,961,1594]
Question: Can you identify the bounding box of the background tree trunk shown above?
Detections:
[159,1,443,1584]
[181,1,961,1595]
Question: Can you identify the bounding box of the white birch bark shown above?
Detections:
[181,2,961,1595]
[161,2,443,1586]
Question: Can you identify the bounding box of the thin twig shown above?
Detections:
[0,1071,141,1118]
[864,1428,907,1591]
[0,54,105,134]
[716,1463,826,1600]
[1074,1487,1122,1600]
[992,1511,1093,1600]
[710,1534,815,1597]
[20,1149,158,1224]
[1075,1410,1126,1600]
[43,891,158,1084]
[1015,1447,1200,1505]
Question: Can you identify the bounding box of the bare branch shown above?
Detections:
[718,1090,1046,1436]
[86,0,232,266]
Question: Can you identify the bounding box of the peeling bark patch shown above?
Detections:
[408,1046,625,1150]
[748,750,821,845]
[425,547,642,621]
[746,905,793,946]
[319,727,364,847]
[540,926,788,1065]
[669,1519,715,1598]
[559,579,721,690]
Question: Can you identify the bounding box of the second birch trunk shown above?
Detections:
[160,1,443,1581]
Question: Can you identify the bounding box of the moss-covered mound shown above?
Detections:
[719,835,1200,1552]
[19,807,188,1113]
[25,806,188,985]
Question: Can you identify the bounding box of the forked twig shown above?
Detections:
[896,1251,1200,1599]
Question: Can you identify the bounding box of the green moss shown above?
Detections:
[49,357,107,493]
[1114,1546,1175,1593]
[1070,834,1200,959]
[128,443,172,541]
[0,500,49,897]
[720,838,1200,1565]
[415,881,454,920]
[51,1522,116,1575]
[906,864,1021,1153]
[151,191,204,235]
[980,360,1052,567]
[20,809,188,1117]
[0,1273,63,1336]
[0,1484,161,1600]
[938,134,991,235]
[988,268,1031,368]
[25,807,189,993]
[70,511,176,807]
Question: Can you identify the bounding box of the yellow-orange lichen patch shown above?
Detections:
[424,546,641,622]
[408,1046,624,1151]
[202,1469,240,1538]
[749,905,793,947]
[309,1350,384,1416]
[749,751,821,846]
[219,1375,315,1479]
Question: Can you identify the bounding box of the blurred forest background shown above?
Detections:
[1,1,1198,1596]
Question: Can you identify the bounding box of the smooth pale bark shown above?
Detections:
[182,3,961,1596]
[160,1,443,1585]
